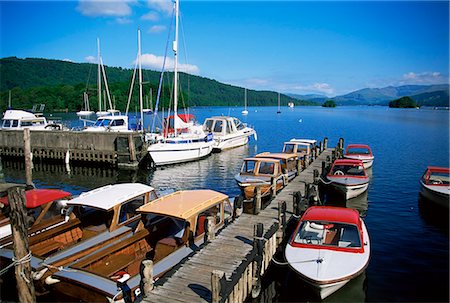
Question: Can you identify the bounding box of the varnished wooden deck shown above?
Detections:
[141,148,333,303]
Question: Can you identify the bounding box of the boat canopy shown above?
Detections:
[345,144,373,155]
[2,109,41,120]
[290,138,317,144]
[67,183,154,211]
[255,152,298,160]
[302,206,361,228]
[425,166,450,174]
[137,190,228,220]
[0,189,71,208]
[332,159,364,166]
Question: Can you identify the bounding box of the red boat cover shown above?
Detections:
[345,144,373,155]
[0,189,71,208]
[332,159,364,166]
[426,166,450,174]
[301,206,362,228]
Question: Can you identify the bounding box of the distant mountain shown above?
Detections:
[287,93,328,103]
[0,57,314,111]
[333,84,449,106]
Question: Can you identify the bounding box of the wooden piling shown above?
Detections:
[271,177,277,197]
[205,216,216,242]
[23,129,33,188]
[254,187,262,215]
[128,133,137,162]
[211,270,224,303]
[7,186,36,303]
[324,137,328,149]
[252,223,264,299]
[319,141,323,153]
[141,260,154,296]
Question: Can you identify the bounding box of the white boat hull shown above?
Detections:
[343,155,374,169]
[213,135,249,151]
[285,223,370,299]
[326,177,369,199]
[148,140,213,166]
[420,181,449,208]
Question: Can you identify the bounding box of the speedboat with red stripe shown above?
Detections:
[420,166,449,208]
[343,144,374,169]
[322,159,369,199]
[285,206,370,299]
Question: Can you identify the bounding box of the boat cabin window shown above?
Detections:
[110,119,125,127]
[118,196,145,224]
[258,162,275,175]
[204,119,213,132]
[332,165,365,176]
[347,147,370,155]
[226,121,232,134]
[12,120,19,127]
[213,120,223,133]
[75,206,114,229]
[285,158,297,171]
[283,143,296,153]
[2,120,11,127]
[293,221,361,248]
[234,118,245,130]
[195,203,222,237]
[242,160,256,173]
[95,119,111,127]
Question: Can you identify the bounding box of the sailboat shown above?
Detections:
[242,88,249,115]
[76,92,94,117]
[277,92,281,114]
[143,88,153,114]
[95,38,113,117]
[147,0,214,166]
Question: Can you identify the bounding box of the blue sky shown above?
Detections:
[1,1,449,96]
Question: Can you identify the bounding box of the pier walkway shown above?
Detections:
[141,147,333,303]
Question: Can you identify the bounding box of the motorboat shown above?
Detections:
[82,113,132,132]
[147,0,213,166]
[0,189,72,246]
[419,166,449,208]
[288,102,294,108]
[285,206,370,299]
[282,140,313,166]
[44,189,233,302]
[255,152,299,181]
[321,159,369,200]
[343,144,374,169]
[235,157,286,201]
[0,183,158,297]
[203,116,257,151]
[1,109,63,131]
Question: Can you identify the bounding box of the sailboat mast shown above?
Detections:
[138,29,144,131]
[173,0,179,135]
[97,38,102,112]
[245,88,247,110]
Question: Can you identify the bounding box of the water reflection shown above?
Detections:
[319,186,369,217]
[418,195,449,236]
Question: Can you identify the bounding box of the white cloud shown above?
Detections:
[141,11,159,21]
[116,17,132,24]
[148,25,166,33]
[62,58,73,62]
[137,53,200,74]
[401,71,447,84]
[246,78,269,86]
[77,0,133,17]
[146,0,173,16]
[292,83,335,95]
[85,55,96,63]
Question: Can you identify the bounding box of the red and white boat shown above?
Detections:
[420,166,449,208]
[343,144,374,169]
[322,159,369,200]
[285,206,370,299]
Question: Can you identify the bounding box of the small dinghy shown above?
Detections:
[419,166,449,208]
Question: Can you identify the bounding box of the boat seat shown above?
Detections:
[154,237,178,262]
[31,239,62,256]
[338,226,361,248]
[300,222,324,244]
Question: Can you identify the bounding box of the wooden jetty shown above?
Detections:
[0,129,146,169]
[140,139,336,303]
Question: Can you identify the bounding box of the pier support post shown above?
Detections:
[0,156,4,183]
[315,145,320,158]
[324,137,328,150]
[8,186,36,303]
[292,191,303,217]
[233,196,243,219]
[313,169,320,184]
[319,141,323,153]
[23,129,33,188]
[211,270,224,303]
[312,146,316,160]
[252,223,264,298]
[254,186,262,215]
[140,260,154,296]
[296,156,302,173]
[277,201,286,243]
[271,177,277,197]
[128,133,137,163]
[205,216,216,242]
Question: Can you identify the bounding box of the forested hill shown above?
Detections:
[0,57,314,112]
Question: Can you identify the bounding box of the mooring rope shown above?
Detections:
[0,251,32,282]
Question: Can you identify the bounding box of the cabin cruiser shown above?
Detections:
[203,116,257,151]
[1,109,63,131]
[44,189,233,302]
[82,112,132,132]
[255,152,299,181]
[282,140,313,166]
[343,144,374,169]
[419,166,449,208]
[320,159,369,200]
[285,206,370,299]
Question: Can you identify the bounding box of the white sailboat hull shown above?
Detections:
[148,139,213,166]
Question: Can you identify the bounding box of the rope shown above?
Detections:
[271,257,289,266]
[319,175,333,185]
[0,251,32,281]
[41,262,76,273]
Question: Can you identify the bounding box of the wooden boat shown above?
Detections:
[203,116,256,151]
[321,159,369,200]
[44,189,233,302]
[235,157,285,201]
[282,140,312,165]
[343,144,374,169]
[255,152,299,181]
[0,183,157,297]
[285,206,370,299]
[0,189,72,247]
[419,166,449,208]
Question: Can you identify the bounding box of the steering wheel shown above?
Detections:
[334,170,344,176]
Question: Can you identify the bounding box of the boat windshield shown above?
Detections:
[332,164,365,176]
[233,118,245,130]
[293,221,361,248]
[425,171,450,185]
[347,147,370,155]
[283,143,295,153]
[258,162,275,175]
[95,119,111,127]
[242,160,256,173]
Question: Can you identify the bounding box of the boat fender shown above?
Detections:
[44,276,60,285]
[32,267,49,280]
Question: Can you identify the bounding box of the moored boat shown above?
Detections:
[255,152,299,181]
[282,140,313,165]
[44,189,233,302]
[343,144,374,169]
[1,109,64,131]
[285,206,370,299]
[203,116,257,151]
[419,166,449,208]
[321,159,369,200]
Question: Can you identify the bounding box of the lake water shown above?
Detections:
[2,106,449,302]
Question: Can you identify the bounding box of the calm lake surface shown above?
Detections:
[2,106,449,302]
